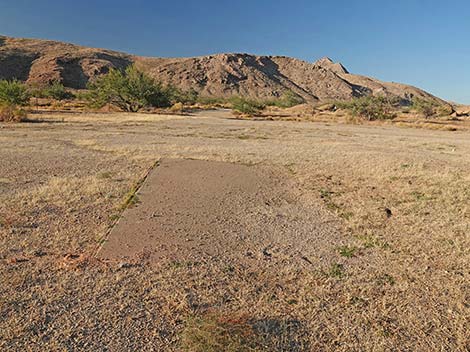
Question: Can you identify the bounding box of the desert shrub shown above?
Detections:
[196,96,230,106]
[0,80,30,106]
[336,95,399,120]
[45,82,72,100]
[84,65,171,112]
[230,96,265,115]
[30,81,73,100]
[265,90,305,108]
[28,85,47,99]
[169,102,184,113]
[412,97,438,118]
[0,104,27,122]
[436,103,454,116]
[168,87,199,105]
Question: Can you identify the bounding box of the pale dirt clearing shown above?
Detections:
[0,111,469,351]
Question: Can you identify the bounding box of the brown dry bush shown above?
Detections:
[0,104,27,122]
[170,102,184,113]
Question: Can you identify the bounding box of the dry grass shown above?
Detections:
[22,176,110,206]
[0,104,27,122]
[180,312,259,352]
[1,111,469,351]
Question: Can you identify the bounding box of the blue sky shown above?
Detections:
[1,0,469,103]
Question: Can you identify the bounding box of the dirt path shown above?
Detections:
[98,158,342,269]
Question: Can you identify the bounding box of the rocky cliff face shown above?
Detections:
[0,36,131,89]
[0,35,442,103]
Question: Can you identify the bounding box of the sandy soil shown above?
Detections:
[1,110,469,351]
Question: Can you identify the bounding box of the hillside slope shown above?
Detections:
[0,35,442,103]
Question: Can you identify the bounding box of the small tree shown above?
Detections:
[85,65,171,112]
[0,80,30,106]
[412,97,437,118]
[336,95,399,121]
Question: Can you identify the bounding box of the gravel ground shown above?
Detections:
[0,111,469,351]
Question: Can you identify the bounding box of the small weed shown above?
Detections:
[96,238,107,245]
[325,201,340,212]
[120,187,140,210]
[319,189,346,215]
[169,261,184,269]
[109,214,120,222]
[97,171,112,179]
[284,163,296,175]
[170,261,199,269]
[338,245,357,258]
[328,263,345,278]
[339,211,353,220]
[411,191,431,201]
[319,189,334,199]
[358,234,390,250]
[350,296,366,305]
[377,273,396,286]
[224,265,235,273]
[125,193,140,208]
[237,135,251,140]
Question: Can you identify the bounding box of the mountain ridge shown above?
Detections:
[0,35,443,104]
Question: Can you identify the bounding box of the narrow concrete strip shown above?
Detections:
[98,158,342,267]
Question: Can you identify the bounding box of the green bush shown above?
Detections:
[265,90,305,108]
[436,103,454,116]
[45,82,72,100]
[30,81,72,100]
[168,87,199,105]
[84,65,171,112]
[230,96,265,115]
[411,97,438,118]
[336,95,399,120]
[0,80,30,106]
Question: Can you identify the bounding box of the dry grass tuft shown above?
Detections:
[24,176,109,206]
[181,312,259,352]
[0,104,27,122]
[180,311,309,352]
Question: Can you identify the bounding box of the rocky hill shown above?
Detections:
[0,35,443,103]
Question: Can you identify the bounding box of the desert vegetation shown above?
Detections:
[265,90,305,108]
[0,79,29,122]
[335,95,401,120]
[83,65,173,112]
[29,81,73,101]
[0,68,465,130]
[230,91,305,115]
[230,96,267,115]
